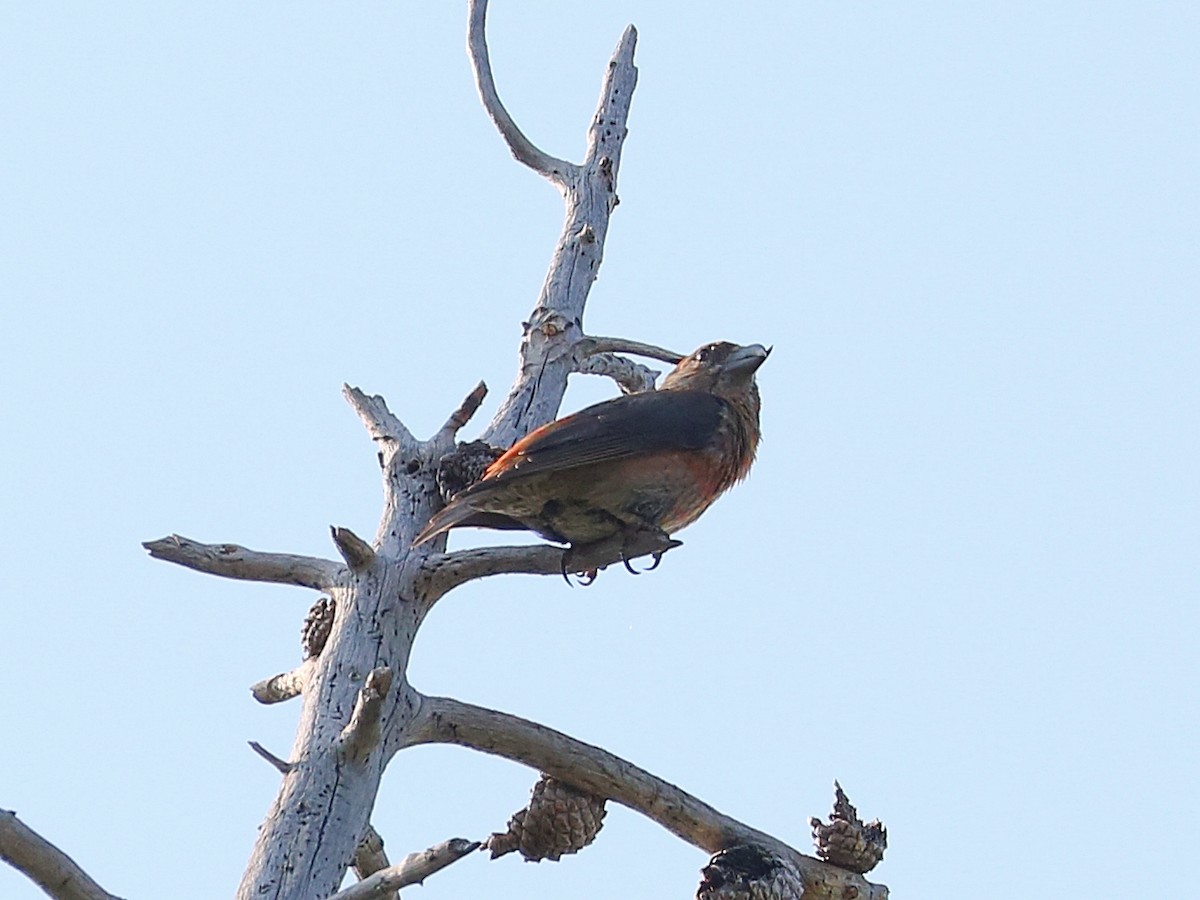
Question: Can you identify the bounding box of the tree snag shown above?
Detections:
[0,2,894,899]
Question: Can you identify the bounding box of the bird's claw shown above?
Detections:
[561,550,599,587]
[646,551,664,571]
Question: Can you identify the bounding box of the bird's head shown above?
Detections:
[660,341,770,402]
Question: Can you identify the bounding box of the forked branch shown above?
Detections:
[407,697,887,900]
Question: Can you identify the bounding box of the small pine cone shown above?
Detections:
[300,597,336,659]
[487,775,607,862]
[696,845,804,900]
[436,440,504,503]
[809,781,887,874]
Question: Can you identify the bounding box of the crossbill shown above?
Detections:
[413,341,769,577]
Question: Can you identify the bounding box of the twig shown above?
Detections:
[331,526,376,571]
[407,697,888,900]
[250,660,315,704]
[339,668,393,764]
[0,809,124,900]
[467,0,575,185]
[578,335,684,364]
[434,381,488,444]
[142,535,343,591]
[329,839,480,900]
[248,741,294,775]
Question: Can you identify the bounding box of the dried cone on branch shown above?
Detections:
[300,597,336,659]
[809,781,887,874]
[487,775,607,862]
[695,845,803,900]
[436,440,505,504]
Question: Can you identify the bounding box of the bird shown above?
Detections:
[413,341,769,580]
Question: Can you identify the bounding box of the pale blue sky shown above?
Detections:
[2,2,1197,898]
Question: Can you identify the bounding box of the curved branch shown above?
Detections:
[143,535,343,591]
[407,697,887,900]
[577,335,684,364]
[467,0,575,185]
[0,809,124,900]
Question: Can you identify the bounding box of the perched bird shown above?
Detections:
[413,341,769,577]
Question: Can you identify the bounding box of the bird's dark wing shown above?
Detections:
[479,390,727,485]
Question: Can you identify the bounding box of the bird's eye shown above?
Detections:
[696,347,711,362]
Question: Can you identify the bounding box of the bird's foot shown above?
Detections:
[560,528,681,585]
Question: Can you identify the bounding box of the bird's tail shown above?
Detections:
[412,499,479,547]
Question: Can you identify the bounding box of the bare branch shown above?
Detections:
[353,825,393,892]
[0,809,124,900]
[467,0,575,185]
[250,660,315,704]
[418,531,681,598]
[331,526,376,571]
[574,351,660,394]
[248,741,294,775]
[329,839,480,900]
[429,381,488,454]
[583,25,638,170]
[408,697,888,900]
[339,667,394,764]
[143,535,343,591]
[343,384,418,450]
[578,335,684,364]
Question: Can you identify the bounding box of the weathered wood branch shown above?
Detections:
[408,697,888,900]
[574,351,660,393]
[248,741,294,774]
[467,0,574,185]
[330,839,480,900]
[142,535,343,591]
[0,809,124,900]
[339,667,394,764]
[250,660,315,704]
[476,4,639,449]
[418,531,681,598]
[431,380,488,451]
[342,384,417,450]
[577,335,683,364]
[331,526,376,571]
[352,825,394,895]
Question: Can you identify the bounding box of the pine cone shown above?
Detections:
[809,782,887,874]
[487,775,606,862]
[696,845,804,900]
[300,597,336,659]
[436,440,504,503]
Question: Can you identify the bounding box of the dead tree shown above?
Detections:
[2,3,888,898]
